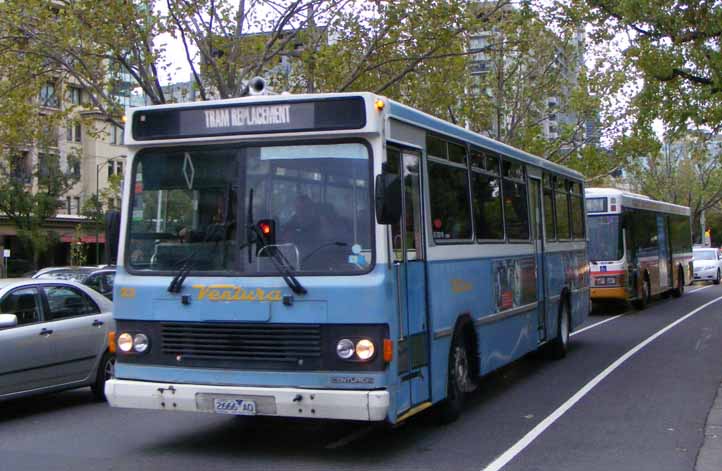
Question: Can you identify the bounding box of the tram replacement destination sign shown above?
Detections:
[131,97,367,141]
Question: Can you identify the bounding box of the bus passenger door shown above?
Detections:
[529,177,547,342]
[388,147,430,416]
[657,215,672,289]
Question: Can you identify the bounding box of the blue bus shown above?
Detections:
[106,90,589,424]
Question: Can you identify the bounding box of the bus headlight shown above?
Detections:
[355,339,375,361]
[336,339,355,359]
[118,333,133,352]
[133,333,150,353]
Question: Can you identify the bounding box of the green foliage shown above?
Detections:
[70,225,88,267]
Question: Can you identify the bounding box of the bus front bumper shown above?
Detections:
[105,379,390,421]
[590,287,627,300]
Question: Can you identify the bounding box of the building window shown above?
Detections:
[39,83,59,108]
[68,86,82,105]
[11,152,32,184]
[74,197,81,215]
[115,161,123,177]
[110,125,124,145]
[66,197,71,214]
[66,122,81,142]
[107,163,114,179]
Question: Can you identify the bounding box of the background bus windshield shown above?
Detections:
[587,215,622,261]
[127,142,372,275]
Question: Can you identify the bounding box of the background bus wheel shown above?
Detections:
[715,270,721,285]
[672,269,684,297]
[91,351,115,402]
[548,303,570,360]
[633,279,650,310]
[438,331,474,424]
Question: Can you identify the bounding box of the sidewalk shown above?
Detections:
[696,382,722,470]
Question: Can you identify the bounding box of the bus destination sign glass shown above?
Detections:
[132,97,367,141]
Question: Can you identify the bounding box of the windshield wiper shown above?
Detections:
[167,223,234,293]
[249,225,307,295]
[168,188,235,294]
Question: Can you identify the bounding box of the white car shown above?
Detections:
[693,248,722,284]
[0,278,115,402]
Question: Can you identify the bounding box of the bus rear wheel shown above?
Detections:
[672,269,685,297]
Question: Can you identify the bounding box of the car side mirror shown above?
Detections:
[375,173,401,225]
[0,314,18,329]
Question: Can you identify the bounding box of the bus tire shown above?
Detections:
[548,301,570,360]
[633,278,650,310]
[672,268,685,297]
[437,329,475,424]
[715,269,721,285]
[91,351,115,402]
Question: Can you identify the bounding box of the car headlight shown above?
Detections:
[336,338,355,359]
[355,339,375,361]
[133,333,150,353]
[118,333,133,352]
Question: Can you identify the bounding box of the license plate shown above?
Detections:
[213,398,257,416]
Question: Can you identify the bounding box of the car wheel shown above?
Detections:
[714,270,721,285]
[91,350,115,401]
[548,302,570,360]
[437,330,475,424]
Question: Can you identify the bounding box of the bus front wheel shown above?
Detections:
[438,330,475,424]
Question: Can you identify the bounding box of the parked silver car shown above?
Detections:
[0,278,115,402]
[32,266,116,300]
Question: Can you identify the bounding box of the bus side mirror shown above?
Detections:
[104,210,121,265]
[375,174,401,225]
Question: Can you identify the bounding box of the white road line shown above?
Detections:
[571,285,711,337]
[481,293,722,471]
[570,314,625,337]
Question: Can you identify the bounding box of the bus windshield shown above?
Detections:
[127,142,373,275]
[587,215,623,262]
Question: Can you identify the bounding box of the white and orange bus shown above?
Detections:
[585,188,693,309]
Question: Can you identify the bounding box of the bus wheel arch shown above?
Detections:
[437,314,479,423]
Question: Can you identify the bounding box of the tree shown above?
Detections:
[0,34,81,268]
[561,0,722,135]
[626,132,722,242]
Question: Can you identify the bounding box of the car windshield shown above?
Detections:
[35,269,94,282]
[587,215,623,262]
[694,250,717,261]
[127,142,373,275]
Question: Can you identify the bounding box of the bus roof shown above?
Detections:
[585,187,690,216]
[388,99,585,181]
[123,91,585,182]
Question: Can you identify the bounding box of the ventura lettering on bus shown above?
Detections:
[204,105,291,129]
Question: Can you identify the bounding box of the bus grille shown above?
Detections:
[160,322,322,365]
